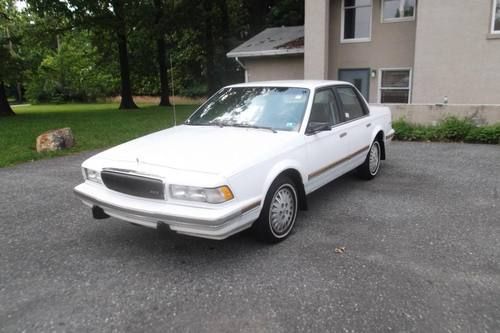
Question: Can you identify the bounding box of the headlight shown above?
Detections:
[170,185,234,203]
[83,168,102,184]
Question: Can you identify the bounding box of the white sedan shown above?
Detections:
[74,80,394,243]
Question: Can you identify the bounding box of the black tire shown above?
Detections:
[252,176,299,243]
[357,140,382,180]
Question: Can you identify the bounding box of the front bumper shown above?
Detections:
[74,183,261,240]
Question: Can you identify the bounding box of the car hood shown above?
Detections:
[94,125,300,177]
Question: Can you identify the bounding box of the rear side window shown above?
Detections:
[336,86,367,121]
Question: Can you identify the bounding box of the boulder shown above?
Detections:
[36,127,75,153]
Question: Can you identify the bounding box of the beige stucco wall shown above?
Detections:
[328,0,417,103]
[244,56,304,82]
[387,104,500,125]
[412,0,500,104]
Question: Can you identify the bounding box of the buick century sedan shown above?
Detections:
[74,80,394,243]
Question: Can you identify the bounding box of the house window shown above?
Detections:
[379,69,411,104]
[342,0,372,42]
[492,0,500,33]
[382,0,416,22]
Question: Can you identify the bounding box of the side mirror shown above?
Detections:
[306,122,331,135]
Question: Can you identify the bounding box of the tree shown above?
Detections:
[0,81,15,117]
[266,0,304,27]
[28,0,139,109]
[0,0,21,116]
[25,30,118,103]
[153,0,170,106]
[111,0,138,109]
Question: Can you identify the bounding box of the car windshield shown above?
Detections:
[186,87,310,132]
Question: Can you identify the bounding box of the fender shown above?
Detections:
[260,158,307,211]
[369,125,386,160]
[370,125,385,143]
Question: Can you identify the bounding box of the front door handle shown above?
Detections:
[366,123,372,128]
[340,132,347,138]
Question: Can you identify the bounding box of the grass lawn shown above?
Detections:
[0,103,198,168]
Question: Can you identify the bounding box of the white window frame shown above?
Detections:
[341,0,373,43]
[380,0,416,23]
[377,68,412,104]
[492,0,500,34]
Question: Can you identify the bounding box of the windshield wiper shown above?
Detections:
[228,123,277,133]
[185,120,226,127]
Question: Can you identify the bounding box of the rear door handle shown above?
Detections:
[366,123,372,128]
[340,132,347,138]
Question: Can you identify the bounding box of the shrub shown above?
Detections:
[464,125,500,144]
[436,117,475,141]
[393,118,499,144]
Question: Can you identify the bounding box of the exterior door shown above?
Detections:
[333,85,373,169]
[339,69,370,101]
[304,88,352,194]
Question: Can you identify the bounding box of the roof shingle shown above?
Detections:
[227,26,304,58]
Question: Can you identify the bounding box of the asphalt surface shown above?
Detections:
[1,142,499,332]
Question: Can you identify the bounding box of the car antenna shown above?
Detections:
[170,55,177,126]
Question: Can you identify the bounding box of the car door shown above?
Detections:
[304,88,352,194]
[333,85,373,170]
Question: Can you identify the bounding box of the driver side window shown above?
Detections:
[309,89,339,126]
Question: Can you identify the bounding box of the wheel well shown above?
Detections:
[375,131,386,160]
[277,169,308,211]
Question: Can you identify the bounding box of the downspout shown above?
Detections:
[235,57,248,82]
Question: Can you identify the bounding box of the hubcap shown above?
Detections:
[369,142,380,175]
[269,185,297,237]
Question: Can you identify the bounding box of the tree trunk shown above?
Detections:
[0,81,15,117]
[156,37,171,106]
[217,0,230,86]
[204,1,217,96]
[116,31,138,110]
[15,82,22,103]
[153,0,171,107]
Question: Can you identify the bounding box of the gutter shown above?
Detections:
[234,57,248,83]
[226,48,304,58]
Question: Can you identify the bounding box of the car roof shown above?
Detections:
[226,80,352,90]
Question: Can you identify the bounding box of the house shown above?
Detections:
[226,26,305,83]
[227,0,500,122]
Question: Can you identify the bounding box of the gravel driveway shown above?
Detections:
[1,142,499,332]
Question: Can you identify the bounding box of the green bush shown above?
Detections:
[464,125,500,144]
[393,117,499,144]
[437,117,475,141]
[26,32,119,103]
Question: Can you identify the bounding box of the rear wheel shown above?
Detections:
[357,140,381,180]
[252,176,298,243]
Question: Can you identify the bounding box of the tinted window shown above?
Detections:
[309,89,340,126]
[336,87,366,120]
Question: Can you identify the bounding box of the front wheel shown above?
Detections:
[357,140,381,180]
[252,176,298,243]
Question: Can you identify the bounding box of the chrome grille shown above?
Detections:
[101,170,164,200]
